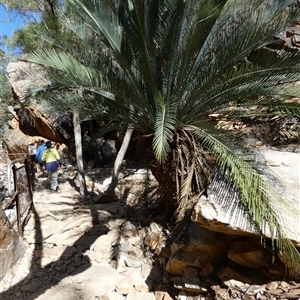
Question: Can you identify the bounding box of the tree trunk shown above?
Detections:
[141,136,178,220]
[143,131,213,223]
[105,126,134,195]
[73,111,87,196]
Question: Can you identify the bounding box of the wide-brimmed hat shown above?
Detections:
[46,141,52,148]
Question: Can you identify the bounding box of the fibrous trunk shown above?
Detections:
[143,130,215,222]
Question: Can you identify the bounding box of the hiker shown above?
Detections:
[28,142,37,163]
[42,141,62,192]
[35,140,47,174]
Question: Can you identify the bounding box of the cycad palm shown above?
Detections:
[28,0,300,277]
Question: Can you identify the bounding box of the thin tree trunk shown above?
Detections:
[73,111,87,196]
[105,126,134,195]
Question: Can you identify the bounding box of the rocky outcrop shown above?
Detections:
[4,59,73,159]
[6,60,50,102]
[4,60,118,165]
[2,113,71,161]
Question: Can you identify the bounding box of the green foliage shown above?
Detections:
[27,0,300,277]
[7,23,42,53]
[153,93,178,163]
[0,51,16,137]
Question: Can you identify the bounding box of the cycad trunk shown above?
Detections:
[143,132,214,222]
[143,138,178,220]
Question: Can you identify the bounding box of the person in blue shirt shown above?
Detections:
[35,140,47,174]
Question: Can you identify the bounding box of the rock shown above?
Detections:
[123,253,143,268]
[71,265,120,297]
[147,265,162,283]
[141,264,152,279]
[199,262,214,276]
[120,269,150,292]
[95,193,118,203]
[44,227,84,246]
[4,61,72,158]
[255,141,264,147]
[125,291,156,300]
[223,279,248,289]
[20,282,39,293]
[3,107,71,160]
[288,288,300,296]
[91,229,119,260]
[265,281,279,291]
[217,267,252,285]
[115,276,135,294]
[166,223,231,275]
[6,60,50,102]
[99,292,125,300]
[102,139,117,163]
[227,239,267,269]
[174,267,208,293]
[154,291,173,300]
[0,206,25,282]
[210,285,228,300]
[177,291,189,300]
[144,230,166,254]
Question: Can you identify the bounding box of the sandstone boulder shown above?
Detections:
[192,148,300,246]
[6,60,50,102]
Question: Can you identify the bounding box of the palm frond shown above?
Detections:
[70,0,122,51]
[272,102,300,118]
[152,94,178,163]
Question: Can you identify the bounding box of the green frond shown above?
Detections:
[69,0,122,51]
[152,94,178,163]
[272,102,300,118]
[28,48,108,90]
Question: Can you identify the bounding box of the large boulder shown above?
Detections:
[2,111,72,160]
[6,59,50,102]
[192,148,300,245]
[4,59,73,158]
